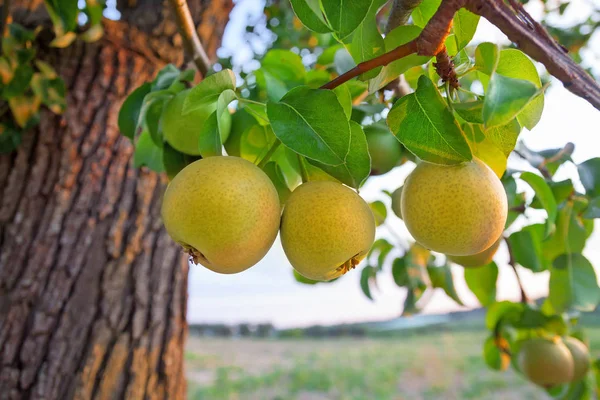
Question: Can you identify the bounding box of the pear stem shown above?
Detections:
[257,140,281,169]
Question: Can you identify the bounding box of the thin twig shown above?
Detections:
[504,237,529,304]
[0,0,11,54]
[168,0,210,77]
[257,140,281,169]
[321,40,418,90]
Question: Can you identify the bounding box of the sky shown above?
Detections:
[186,0,600,329]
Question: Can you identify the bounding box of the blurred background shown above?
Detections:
[170,0,600,398]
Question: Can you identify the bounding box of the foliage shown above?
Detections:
[115,1,600,395]
[0,1,105,153]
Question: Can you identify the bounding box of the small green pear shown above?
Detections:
[162,89,231,155]
[564,336,590,382]
[517,337,574,387]
[364,123,403,175]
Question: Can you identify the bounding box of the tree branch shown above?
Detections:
[321,40,418,90]
[504,237,529,304]
[465,0,600,111]
[168,0,211,77]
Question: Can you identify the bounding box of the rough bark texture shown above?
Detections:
[0,0,232,399]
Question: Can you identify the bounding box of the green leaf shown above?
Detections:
[464,262,498,307]
[485,301,525,330]
[369,238,394,271]
[224,108,260,158]
[360,265,377,300]
[578,158,600,197]
[307,121,371,189]
[427,264,463,306]
[293,269,320,285]
[321,0,372,38]
[30,74,66,114]
[240,124,276,164]
[520,172,557,237]
[474,42,499,76]
[508,224,549,272]
[118,82,151,140]
[184,69,236,114]
[543,202,591,263]
[349,5,385,80]
[454,101,484,124]
[333,84,353,120]
[387,75,472,164]
[134,131,164,172]
[392,257,409,287]
[198,89,236,157]
[44,0,79,32]
[368,25,431,92]
[549,253,600,313]
[289,0,332,33]
[162,143,199,180]
[483,74,539,129]
[495,49,544,130]
[530,179,574,209]
[369,200,387,226]
[267,86,351,166]
[3,64,33,98]
[334,48,357,75]
[152,64,183,91]
[453,9,479,50]
[0,122,22,153]
[8,95,40,128]
[412,0,442,27]
[483,336,510,371]
[263,161,292,206]
[143,97,166,145]
[262,50,306,84]
[583,197,600,219]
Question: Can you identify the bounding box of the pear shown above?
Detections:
[447,238,501,268]
[161,156,280,274]
[517,337,574,387]
[401,158,507,256]
[564,336,590,382]
[280,181,376,281]
[162,89,231,155]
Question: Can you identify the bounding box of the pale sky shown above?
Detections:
[187,0,600,328]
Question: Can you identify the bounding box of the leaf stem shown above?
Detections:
[167,0,210,77]
[320,39,418,90]
[504,237,529,304]
[297,154,309,183]
[257,140,281,169]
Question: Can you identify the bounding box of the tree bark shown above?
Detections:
[0,1,232,399]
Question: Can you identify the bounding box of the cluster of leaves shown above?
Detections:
[119,0,600,396]
[0,0,105,153]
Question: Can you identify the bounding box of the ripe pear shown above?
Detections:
[364,123,403,175]
[162,89,232,155]
[280,181,376,281]
[447,238,501,268]
[564,336,590,381]
[401,158,507,256]
[391,186,403,219]
[517,337,574,387]
[161,156,280,274]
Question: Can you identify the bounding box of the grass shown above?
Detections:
[186,327,600,400]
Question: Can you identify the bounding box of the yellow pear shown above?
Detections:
[447,238,501,268]
[161,156,280,274]
[517,337,574,387]
[280,181,376,281]
[564,336,590,381]
[162,89,231,155]
[401,158,507,256]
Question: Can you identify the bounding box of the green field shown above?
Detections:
[184,326,600,399]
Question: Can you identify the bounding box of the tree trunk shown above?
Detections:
[0,1,232,399]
